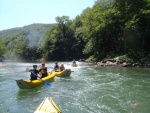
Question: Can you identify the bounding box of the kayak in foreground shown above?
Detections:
[34,97,61,113]
[16,72,55,89]
[54,69,71,77]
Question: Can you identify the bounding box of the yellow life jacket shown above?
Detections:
[40,67,47,74]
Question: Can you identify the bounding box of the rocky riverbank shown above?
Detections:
[97,59,150,67]
[79,58,150,68]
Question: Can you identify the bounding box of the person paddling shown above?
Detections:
[59,63,65,71]
[39,63,48,78]
[72,59,77,64]
[54,62,59,72]
[26,65,40,81]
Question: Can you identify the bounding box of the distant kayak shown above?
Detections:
[54,69,71,77]
[16,72,55,89]
[71,63,78,67]
[34,97,61,113]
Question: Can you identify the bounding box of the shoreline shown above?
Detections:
[79,59,150,68]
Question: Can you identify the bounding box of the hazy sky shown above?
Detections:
[0,0,96,31]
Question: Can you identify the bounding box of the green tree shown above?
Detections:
[0,39,5,57]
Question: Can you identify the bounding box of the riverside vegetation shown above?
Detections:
[0,0,150,66]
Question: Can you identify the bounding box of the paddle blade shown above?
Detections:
[71,71,74,72]
[44,81,51,86]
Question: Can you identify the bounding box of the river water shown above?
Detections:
[0,61,150,113]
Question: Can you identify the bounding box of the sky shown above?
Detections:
[0,0,96,31]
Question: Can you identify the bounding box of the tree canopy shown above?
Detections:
[0,0,150,62]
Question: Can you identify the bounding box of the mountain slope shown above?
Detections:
[0,23,54,48]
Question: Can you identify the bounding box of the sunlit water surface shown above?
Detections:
[0,62,150,113]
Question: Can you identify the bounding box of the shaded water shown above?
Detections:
[0,62,150,113]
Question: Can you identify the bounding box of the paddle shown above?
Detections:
[43,81,51,86]
[31,71,51,86]
[26,68,51,86]
[71,70,74,72]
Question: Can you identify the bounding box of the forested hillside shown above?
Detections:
[42,0,150,62]
[0,0,150,63]
[0,24,53,60]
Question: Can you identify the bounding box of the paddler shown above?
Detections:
[26,65,40,81]
[39,63,48,78]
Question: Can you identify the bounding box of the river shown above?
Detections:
[0,61,150,113]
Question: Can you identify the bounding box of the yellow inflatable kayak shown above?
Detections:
[54,69,71,77]
[34,97,61,113]
[16,72,55,89]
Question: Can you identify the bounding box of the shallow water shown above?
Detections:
[0,62,150,113]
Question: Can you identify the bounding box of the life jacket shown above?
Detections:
[39,67,47,74]
[30,69,39,80]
